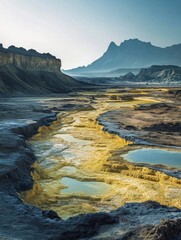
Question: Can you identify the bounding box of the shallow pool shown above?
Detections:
[122,148,181,168]
[59,166,77,174]
[60,177,111,195]
[53,134,92,145]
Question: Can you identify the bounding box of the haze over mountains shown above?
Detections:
[1,40,181,96]
[64,39,181,76]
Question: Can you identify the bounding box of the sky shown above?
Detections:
[0,0,181,69]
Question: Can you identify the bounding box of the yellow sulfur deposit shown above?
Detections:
[21,92,181,218]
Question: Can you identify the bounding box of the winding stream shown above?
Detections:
[21,91,181,219]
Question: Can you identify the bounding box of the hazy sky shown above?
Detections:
[0,0,181,69]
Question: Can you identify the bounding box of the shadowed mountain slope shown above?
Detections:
[65,39,181,76]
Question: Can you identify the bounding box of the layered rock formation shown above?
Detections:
[0,44,86,96]
[0,44,61,72]
[119,65,181,84]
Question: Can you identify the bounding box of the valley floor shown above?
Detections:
[0,86,181,239]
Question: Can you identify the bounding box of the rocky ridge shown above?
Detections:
[0,44,87,96]
[119,65,181,84]
[0,43,61,72]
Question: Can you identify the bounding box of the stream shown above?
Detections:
[22,92,181,219]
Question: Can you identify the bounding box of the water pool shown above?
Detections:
[122,148,181,168]
[60,177,111,195]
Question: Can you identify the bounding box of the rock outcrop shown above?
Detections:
[0,44,61,72]
[119,65,181,84]
[0,44,87,96]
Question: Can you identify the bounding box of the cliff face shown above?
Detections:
[0,44,61,72]
[0,44,87,96]
[0,52,61,72]
[120,65,181,83]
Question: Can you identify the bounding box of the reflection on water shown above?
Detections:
[23,108,129,218]
[59,166,77,174]
[22,94,181,219]
[123,148,181,168]
[60,177,111,195]
[53,133,92,145]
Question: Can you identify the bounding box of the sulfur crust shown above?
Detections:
[20,91,181,217]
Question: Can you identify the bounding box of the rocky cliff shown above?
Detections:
[119,65,181,84]
[0,44,61,72]
[0,44,87,96]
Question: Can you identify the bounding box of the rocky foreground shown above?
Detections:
[0,88,181,239]
[98,102,181,147]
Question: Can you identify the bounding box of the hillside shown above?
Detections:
[64,39,181,76]
[119,65,181,84]
[0,44,86,96]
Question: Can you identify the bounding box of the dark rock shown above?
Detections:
[146,218,181,240]
[135,103,171,110]
[0,43,89,97]
[125,125,137,130]
[54,212,118,240]
[121,95,134,101]
[129,65,181,83]
[143,122,181,132]
[119,72,135,81]
[109,95,118,100]
[42,210,61,220]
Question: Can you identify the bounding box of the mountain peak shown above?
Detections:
[120,38,152,47]
[107,41,118,51]
[64,39,181,74]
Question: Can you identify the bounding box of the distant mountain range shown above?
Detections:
[64,39,181,76]
[74,65,181,85]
